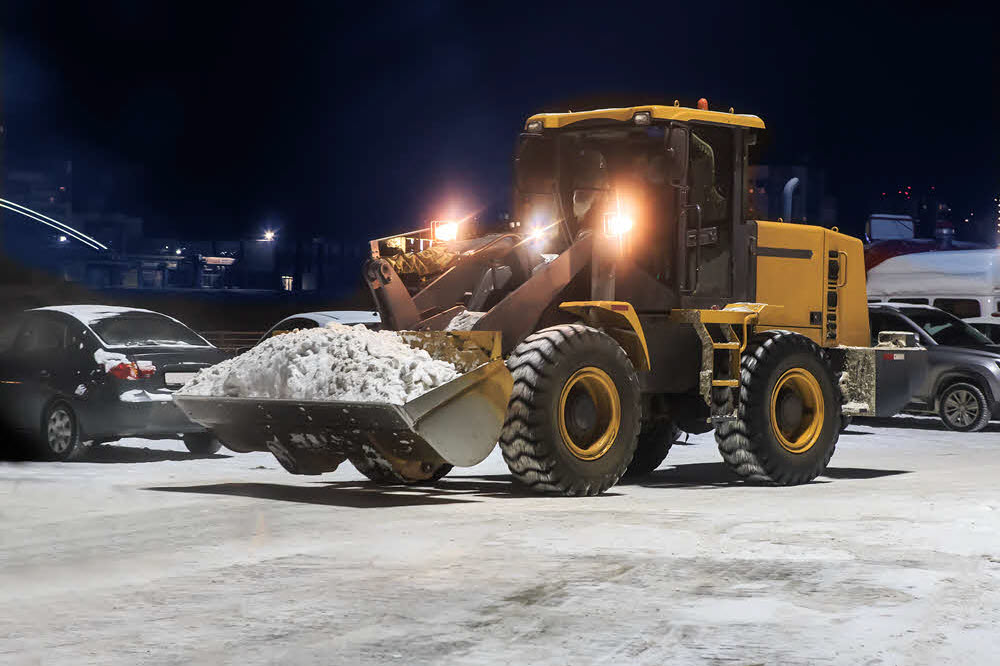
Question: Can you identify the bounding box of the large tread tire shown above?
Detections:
[623,419,679,478]
[715,330,840,485]
[938,382,991,432]
[499,324,641,496]
[348,453,453,485]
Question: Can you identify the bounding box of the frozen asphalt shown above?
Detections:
[1,416,999,665]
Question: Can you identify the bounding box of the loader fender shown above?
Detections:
[559,301,650,372]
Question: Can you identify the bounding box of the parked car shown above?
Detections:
[868,303,1000,431]
[246,310,381,350]
[965,316,1000,344]
[0,305,230,460]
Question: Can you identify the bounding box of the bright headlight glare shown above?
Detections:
[432,220,459,242]
[633,111,651,125]
[604,213,633,236]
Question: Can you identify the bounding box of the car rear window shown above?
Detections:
[932,298,981,318]
[89,314,209,347]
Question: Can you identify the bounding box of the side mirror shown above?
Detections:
[666,125,688,187]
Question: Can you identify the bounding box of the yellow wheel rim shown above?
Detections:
[558,367,621,461]
[769,368,825,454]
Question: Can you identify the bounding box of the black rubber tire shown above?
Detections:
[938,382,991,432]
[183,433,223,455]
[715,330,840,485]
[840,415,853,432]
[38,400,81,461]
[623,419,679,478]
[499,324,641,496]
[348,453,453,485]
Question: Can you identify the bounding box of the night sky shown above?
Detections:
[2,1,996,243]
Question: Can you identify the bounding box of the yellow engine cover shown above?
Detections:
[754,221,870,347]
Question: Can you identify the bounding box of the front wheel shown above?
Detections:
[499,324,641,496]
[715,330,840,485]
[938,382,991,432]
[40,401,81,461]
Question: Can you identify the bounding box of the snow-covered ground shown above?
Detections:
[2,417,999,665]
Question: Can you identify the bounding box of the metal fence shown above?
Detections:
[199,330,264,352]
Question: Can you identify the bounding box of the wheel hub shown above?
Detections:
[944,389,979,427]
[769,368,824,454]
[47,408,73,454]
[558,367,621,461]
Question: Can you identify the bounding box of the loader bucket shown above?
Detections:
[172,331,512,478]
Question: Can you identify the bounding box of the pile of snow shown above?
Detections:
[177,323,460,404]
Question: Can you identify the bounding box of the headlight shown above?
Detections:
[525,119,544,132]
[633,111,651,125]
[431,220,459,242]
[604,212,634,236]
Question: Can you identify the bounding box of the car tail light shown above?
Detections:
[108,362,136,380]
[107,361,157,380]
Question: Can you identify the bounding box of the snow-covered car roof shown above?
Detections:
[32,304,161,325]
[31,304,212,348]
[273,311,381,326]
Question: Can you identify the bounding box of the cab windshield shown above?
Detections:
[899,307,994,347]
[516,127,671,231]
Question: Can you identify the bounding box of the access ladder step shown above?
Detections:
[712,342,741,350]
[711,379,739,387]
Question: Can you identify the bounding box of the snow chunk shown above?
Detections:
[94,348,129,371]
[177,323,460,405]
[445,310,486,331]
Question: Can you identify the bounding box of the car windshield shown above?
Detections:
[899,307,994,347]
[89,314,209,347]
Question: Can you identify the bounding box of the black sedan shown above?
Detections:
[0,305,230,460]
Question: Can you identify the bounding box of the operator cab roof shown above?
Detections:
[525,104,765,131]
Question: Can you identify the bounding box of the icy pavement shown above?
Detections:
[1,417,999,665]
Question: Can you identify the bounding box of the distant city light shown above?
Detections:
[263,230,276,241]
[175,248,182,255]
[58,235,67,242]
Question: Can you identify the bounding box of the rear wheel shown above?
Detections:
[715,330,840,485]
[623,419,679,478]
[938,382,991,432]
[183,433,223,455]
[499,324,641,496]
[39,401,80,461]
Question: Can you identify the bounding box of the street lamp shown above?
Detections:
[263,230,276,242]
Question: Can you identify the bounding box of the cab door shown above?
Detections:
[680,123,739,304]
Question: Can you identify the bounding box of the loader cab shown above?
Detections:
[514,104,763,311]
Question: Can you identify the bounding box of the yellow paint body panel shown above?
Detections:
[527,104,765,130]
[559,301,651,371]
[755,221,870,347]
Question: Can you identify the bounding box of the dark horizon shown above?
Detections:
[2,1,997,243]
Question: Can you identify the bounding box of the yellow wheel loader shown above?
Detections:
[175,102,927,495]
